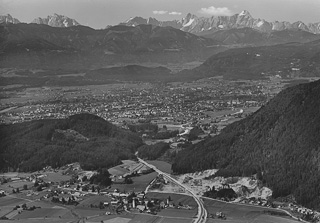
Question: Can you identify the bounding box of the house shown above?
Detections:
[136,205,146,212]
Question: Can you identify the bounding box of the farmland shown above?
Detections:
[203,198,300,223]
[0,196,27,207]
[108,172,158,193]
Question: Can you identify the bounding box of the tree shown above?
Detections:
[90,168,112,187]
[22,203,27,210]
[36,185,42,191]
[124,177,133,184]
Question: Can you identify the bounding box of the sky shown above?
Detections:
[0,0,319,29]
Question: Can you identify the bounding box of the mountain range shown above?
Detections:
[0,13,79,27]
[31,13,80,27]
[0,14,20,24]
[181,38,320,80]
[0,23,222,69]
[122,10,320,34]
[172,79,320,210]
[2,10,320,34]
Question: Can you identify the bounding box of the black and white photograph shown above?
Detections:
[0,0,320,222]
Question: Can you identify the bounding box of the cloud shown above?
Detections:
[153,10,168,15]
[199,6,233,16]
[169,11,182,15]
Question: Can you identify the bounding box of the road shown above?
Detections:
[137,157,207,223]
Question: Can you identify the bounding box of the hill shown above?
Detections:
[0,113,143,172]
[85,65,173,82]
[172,80,320,209]
[178,39,320,80]
[199,27,320,46]
[0,23,222,69]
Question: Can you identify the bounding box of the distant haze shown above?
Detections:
[0,0,319,29]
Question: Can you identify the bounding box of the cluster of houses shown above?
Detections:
[106,189,192,214]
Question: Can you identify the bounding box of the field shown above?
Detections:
[146,192,197,207]
[203,198,300,223]
[73,206,107,218]
[128,214,193,223]
[0,196,27,207]
[108,172,158,193]
[16,207,73,219]
[85,213,134,222]
[42,172,71,183]
[0,219,72,223]
[146,160,172,174]
[0,181,34,193]
[78,194,111,207]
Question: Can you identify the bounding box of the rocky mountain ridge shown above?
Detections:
[122,10,320,34]
[0,13,79,27]
[31,13,80,27]
[0,14,20,24]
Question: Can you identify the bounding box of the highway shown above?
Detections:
[138,157,207,223]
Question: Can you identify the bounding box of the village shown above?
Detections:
[1,158,320,222]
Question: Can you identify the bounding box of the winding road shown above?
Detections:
[137,157,207,223]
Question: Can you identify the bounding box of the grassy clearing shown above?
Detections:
[146,161,172,174]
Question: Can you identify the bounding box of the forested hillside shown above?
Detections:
[0,113,143,171]
[172,79,320,209]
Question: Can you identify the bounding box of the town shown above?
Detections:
[0,77,283,126]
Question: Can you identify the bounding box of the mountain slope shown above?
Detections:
[178,39,320,80]
[0,23,222,68]
[31,13,80,27]
[172,80,320,209]
[0,113,143,171]
[121,10,320,34]
[199,27,320,46]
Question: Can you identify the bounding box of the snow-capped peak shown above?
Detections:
[126,17,134,23]
[183,18,194,27]
[239,10,251,17]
